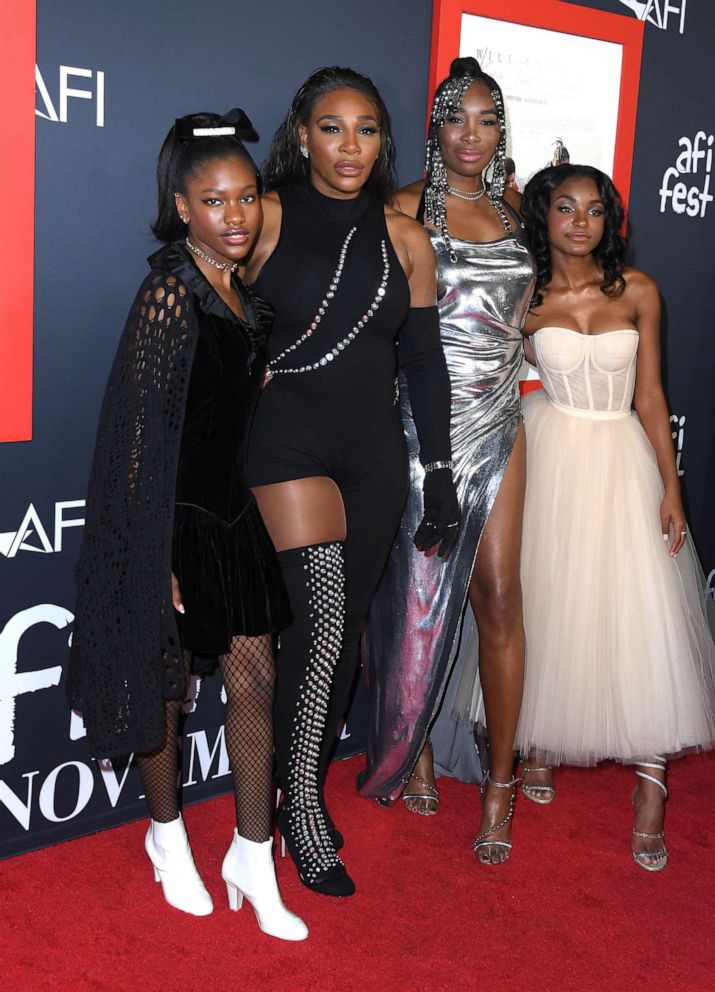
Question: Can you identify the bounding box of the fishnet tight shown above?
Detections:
[137,635,275,842]
[137,652,190,824]
[219,634,275,842]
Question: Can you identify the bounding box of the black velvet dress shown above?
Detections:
[70,241,291,758]
[166,243,292,654]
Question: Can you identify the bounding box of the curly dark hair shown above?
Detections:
[522,164,627,307]
[262,66,396,203]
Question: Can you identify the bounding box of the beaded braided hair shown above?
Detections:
[425,56,510,262]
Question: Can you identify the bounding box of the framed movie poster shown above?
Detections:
[429,0,645,204]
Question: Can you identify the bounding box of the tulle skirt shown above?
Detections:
[516,391,715,766]
[172,497,292,657]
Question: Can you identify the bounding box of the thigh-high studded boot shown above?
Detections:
[274,542,355,897]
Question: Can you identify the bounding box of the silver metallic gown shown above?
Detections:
[360,225,536,801]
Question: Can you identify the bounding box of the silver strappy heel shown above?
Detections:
[520,764,556,805]
[631,756,668,873]
[474,773,519,864]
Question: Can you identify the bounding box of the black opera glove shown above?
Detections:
[398,306,459,557]
[413,467,461,559]
[398,306,451,466]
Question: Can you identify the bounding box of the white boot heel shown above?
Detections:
[221,830,308,941]
[225,880,244,911]
[145,815,214,916]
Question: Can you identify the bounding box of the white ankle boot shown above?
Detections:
[222,831,308,941]
[145,815,214,916]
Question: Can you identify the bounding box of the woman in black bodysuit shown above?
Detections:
[245,68,460,897]
[69,112,306,939]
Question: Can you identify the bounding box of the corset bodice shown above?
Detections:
[532,327,638,419]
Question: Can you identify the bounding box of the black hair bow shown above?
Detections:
[174,108,258,142]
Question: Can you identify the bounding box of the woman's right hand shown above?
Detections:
[171,572,185,614]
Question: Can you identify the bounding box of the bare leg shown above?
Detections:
[252,477,346,552]
[469,424,526,864]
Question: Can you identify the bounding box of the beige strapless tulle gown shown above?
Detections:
[515,327,715,765]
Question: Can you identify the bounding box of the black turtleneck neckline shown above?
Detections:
[297,180,371,224]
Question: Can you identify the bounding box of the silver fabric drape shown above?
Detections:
[360,228,535,801]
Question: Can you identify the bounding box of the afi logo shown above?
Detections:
[36,65,105,127]
[616,0,687,32]
[0,501,84,558]
[0,604,70,765]
[669,414,686,477]
[659,132,713,218]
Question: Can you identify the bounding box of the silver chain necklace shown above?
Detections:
[266,226,390,382]
[446,184,486,200]
[185,237,238,273]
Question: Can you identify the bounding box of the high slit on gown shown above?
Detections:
[360,213,536,801]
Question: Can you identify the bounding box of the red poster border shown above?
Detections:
[0,2,35,442]
[428,0,644,210]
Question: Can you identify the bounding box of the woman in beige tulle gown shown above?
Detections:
[516,165,715,872]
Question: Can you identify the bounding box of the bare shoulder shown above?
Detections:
[261,191,282,226]
[623,266,659,304]
[385,207,432,252]
[391,179,425,216]
[244,192,282,282]
[624,266,658,293]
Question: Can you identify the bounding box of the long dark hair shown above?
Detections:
[262,66,396,203]
[152,111,259,243]
[522,164,627,307]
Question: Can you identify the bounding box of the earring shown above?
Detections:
[300,146,309,159]
[174,192,188,224]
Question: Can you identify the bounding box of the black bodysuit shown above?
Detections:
[241,178,454,892]
[248,183,411,659]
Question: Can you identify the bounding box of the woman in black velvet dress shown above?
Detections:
[245,68,460,897]
[69,111,306,940]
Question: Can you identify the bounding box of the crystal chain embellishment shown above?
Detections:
[266,230,390,380]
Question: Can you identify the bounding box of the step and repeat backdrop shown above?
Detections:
[1,0,713,858]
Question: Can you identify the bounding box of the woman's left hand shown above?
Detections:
[660,489,687,557]
[414,468,461,559]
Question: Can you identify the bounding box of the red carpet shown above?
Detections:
[2,752,714,992]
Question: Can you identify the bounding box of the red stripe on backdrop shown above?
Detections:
[519,380,543,396]
[0,1,35,442]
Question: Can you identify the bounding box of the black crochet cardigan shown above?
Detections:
[68,243,270,759]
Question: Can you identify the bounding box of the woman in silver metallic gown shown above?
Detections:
[360,58,536,863]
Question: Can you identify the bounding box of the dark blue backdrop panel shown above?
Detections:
[0,0,432,858]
